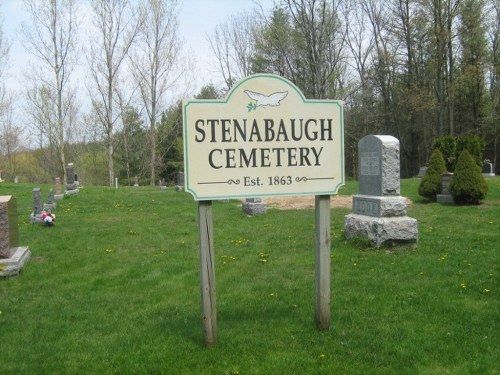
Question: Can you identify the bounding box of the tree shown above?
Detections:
[449,149,488,204]
[455,0,488,133]
[487,0,500,173]
[418,148,447,200]
[285,0,348,99]
[114,106,147,185]
[209,9,260,91]
[130,0,182,185]
[433,135,457,171]
[88,0,143,186]
[22,0,79,184]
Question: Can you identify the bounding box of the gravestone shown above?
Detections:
[30,188,43,223]
[417,166,427,178]
[482,160,495,177]
[134,176,139,187]
[54,177,64,200]
[175,172,184,192]
[44,188,57,211]
[159,179,167,190]
[65,163,80,195]
[242,197,267,216]
[0,196,31,277]
[344,135,418,247]
[436,172,454,203]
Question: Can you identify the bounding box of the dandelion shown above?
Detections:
[319,353,326,359]
[460,282,467,289]
[105,249,113,253]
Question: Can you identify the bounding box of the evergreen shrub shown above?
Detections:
[418,148,447,200]
[449,149,488,205]
[433,136,456,171]
[456,135,485,168]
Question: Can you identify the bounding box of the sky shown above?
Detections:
[1,0,274,102]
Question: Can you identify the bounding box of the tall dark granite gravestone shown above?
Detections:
[344,135,418,247]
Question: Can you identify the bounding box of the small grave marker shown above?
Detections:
[65,163,79,195]
[44,188,57,211]
[30,188,43,223]
[482,160,495,176]
[436,172,454,203]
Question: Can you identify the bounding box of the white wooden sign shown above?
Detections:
[183,74,344,200]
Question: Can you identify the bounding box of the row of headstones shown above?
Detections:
[29,187,57,224]
[129,173,186,191]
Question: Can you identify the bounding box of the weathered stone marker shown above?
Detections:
[54,177,64,200]
[242,197,267,216]
[482,160,495,176]
[344,135,418,247]
[436,172,454,203]
[175,172,184,192]
[183,73,344,346]
[44,188,57,211]
[65,163,80,195]
[30,188,43,224]
[0,196,31,277]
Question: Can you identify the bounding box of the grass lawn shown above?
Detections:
[0,178,499,374]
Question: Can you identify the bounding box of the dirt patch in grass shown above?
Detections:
[263,195,353,210]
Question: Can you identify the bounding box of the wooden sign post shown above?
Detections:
[183,74,344,345]
[198,200,217,346]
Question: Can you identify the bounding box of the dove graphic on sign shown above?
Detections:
[244,90,288,111]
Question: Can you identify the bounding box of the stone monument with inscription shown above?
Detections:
[436,172,454,203]
[344,135,418,247]
[65,163,80,195]
[54,177,64,200]
[0,196,31,277]
[29,188,44,223]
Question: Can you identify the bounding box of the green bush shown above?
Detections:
[418,148,447,200]
[433,136,456,171]
[456,135,484,168]
[449,149,488,205]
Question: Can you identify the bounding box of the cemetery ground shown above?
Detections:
[1,178,498,375]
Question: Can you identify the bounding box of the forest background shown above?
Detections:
[0,0,498,186]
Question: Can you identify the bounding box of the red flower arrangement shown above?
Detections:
[41,211,56,226]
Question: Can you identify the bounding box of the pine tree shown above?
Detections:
[419,148,447,200]
[449,149,488,204]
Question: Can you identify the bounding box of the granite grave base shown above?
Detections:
[242,198,267,216]
[0,246,31,277]
[344,214,418,247]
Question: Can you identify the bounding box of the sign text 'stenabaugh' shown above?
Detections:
[183,74,344,200]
